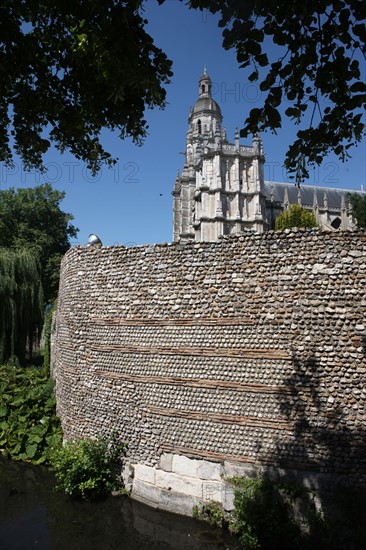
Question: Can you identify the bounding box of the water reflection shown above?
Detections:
[0,458,237,550]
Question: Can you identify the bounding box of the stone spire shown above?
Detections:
[234,128,239,150]
[199,66,212,98]
[297,187,302,205]
[252,133,263,156]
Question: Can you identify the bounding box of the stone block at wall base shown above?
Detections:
[224,460,264,479]
[159,453,173,472]
[198,460,223,481]
[131,455,237,516]
[155,469,203,498]
[171,454,198,478]
[131,478,201,517]
[159,489,201,517]
[132,479,161,509]
[130,456,352,518]
[134,463,156,485]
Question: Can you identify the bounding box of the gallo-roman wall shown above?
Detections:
[54,230,366,516]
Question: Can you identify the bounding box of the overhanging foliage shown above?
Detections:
[0,0,172,174]
[182,0,366,179]
[0,1,364,177]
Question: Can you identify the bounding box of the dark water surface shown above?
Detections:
[0,457,238,550]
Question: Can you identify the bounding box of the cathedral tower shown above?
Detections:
[173,69,267,241]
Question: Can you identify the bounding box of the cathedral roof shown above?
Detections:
[264,181,362,209]
[191,97,222,118]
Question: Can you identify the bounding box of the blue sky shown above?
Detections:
[1,0,365,246]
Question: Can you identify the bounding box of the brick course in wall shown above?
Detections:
[54,229,366,505]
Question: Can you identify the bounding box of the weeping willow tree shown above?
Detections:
[0,249,44,366]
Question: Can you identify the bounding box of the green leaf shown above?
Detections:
[12,396,26,406]
[1,394,12,401]
[257,53,268,67]
[350,82,366,93]
[248,70,259,82]
[285,107,300,118]
[260,73,276,91]
[33,456,47,465]
[245,40,262,56]
[0,364,62,463]
[28,434,43,444]
[265,105,281,128]
[18,453,29,461]
[12,443,22,455]
[25,444,38,459]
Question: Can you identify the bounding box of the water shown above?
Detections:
[0,457,238,550]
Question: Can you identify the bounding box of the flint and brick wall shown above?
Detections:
[54,229,366,513]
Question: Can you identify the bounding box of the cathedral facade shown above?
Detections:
[172,69,362,242]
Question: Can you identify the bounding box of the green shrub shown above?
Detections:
[0,364,62,463]
[193,501,226,528]
[275,204,318,231]
[228,478,324,550]
[50,432,126,500]
[348,192,366,229]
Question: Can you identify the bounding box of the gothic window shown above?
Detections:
[198,119,202,134]
[201,85,206,94]
[331,217,341,229]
